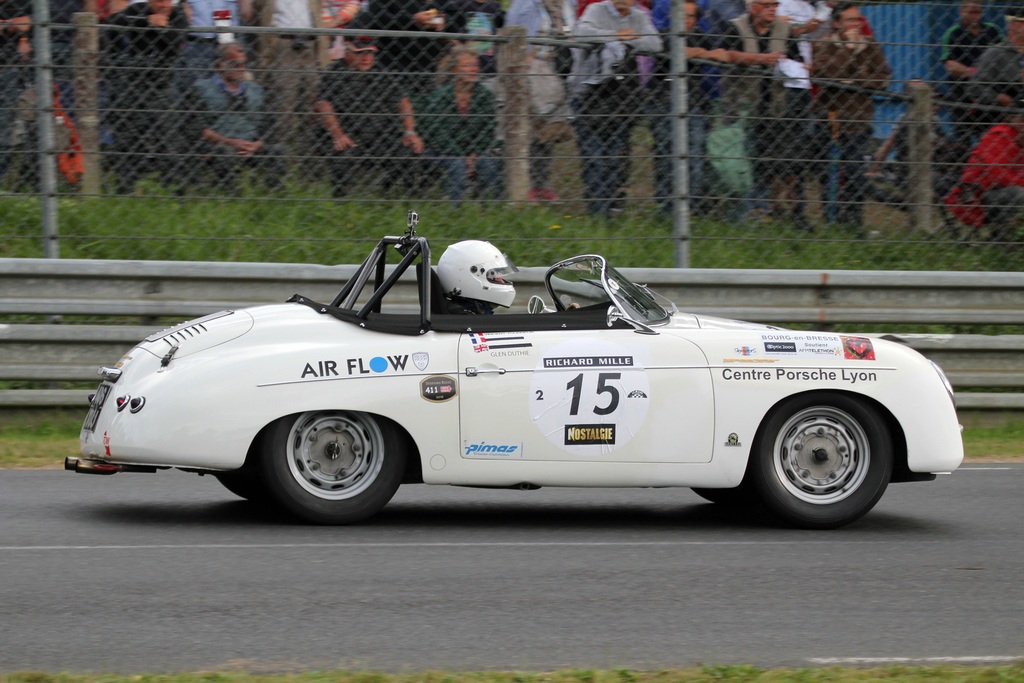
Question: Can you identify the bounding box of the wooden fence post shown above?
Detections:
[72,12,100,196]
[498,25,529,204]
[907,83,934,232]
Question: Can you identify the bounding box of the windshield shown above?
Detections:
[546,255,671,324]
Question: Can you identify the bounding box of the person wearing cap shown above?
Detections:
[184,42,288,191]
[313,35,426,197]
[969,7,1024,119]
[350,0,450,95]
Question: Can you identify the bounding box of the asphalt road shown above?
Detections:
[2,466,1023,674]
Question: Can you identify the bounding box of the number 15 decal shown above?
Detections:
[529,340,650,454]
[565,372,620,416]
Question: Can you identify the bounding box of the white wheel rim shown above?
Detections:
[285,412,384,501]
[772,405,871,505]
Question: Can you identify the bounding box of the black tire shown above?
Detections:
[214,469,272,504]
[690,484,756,507]
[750,392,893,530]
[258,411,407,524]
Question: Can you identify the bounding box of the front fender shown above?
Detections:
[706,335,963,479]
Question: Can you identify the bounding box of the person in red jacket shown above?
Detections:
[948,108,1024,239]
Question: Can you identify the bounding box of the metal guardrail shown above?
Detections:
[1,259,1022,410]
[4,258,1024,323]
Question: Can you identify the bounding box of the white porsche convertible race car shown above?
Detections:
[68,219,964,529]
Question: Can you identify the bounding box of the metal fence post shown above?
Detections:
[907,82,933,233]
[670,0,689,268]
[72,12,100,196]
[32,0,59,258]
[498,25,529,203]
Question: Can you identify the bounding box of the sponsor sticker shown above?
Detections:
[300,353,431,378]
[420,375,457,402]
[301,360,341,378]
[470,332,532,355]
[720,367,879,384]
[529,339,650,455]
[564,424,616,445]
[723,343,779,363]
[761,333,844,358]
[842,336,876,360]
[464,441,522,457]
[543,356,634,368]
[765,341,797,354]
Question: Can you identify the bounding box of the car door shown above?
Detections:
[458,326,714,463]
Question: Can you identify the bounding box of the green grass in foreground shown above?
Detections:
[961,418,1024,460]
[1,411,1020,469]
[3,190,1024,272]
[2,666,1024,683]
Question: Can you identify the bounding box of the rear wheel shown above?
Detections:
[751,392,893,529]
[259,411,407,524]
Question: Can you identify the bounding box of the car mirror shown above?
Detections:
[527,295,549,314]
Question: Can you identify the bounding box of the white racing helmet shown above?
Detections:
[437,240,518,308]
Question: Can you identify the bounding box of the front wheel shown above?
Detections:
[214,469,272,504]
[751,392,893,529]
[690,483,756,507]
[259,411,407,524]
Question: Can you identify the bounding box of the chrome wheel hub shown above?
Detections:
[286,412,383,500]
[773,406,870,505]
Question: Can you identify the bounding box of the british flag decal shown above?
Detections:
[469,333,532,353]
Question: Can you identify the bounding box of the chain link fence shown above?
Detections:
[2,0,1024,270]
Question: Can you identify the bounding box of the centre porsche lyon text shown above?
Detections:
[721,368,878,384]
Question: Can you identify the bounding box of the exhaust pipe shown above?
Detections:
[65,457,158,475]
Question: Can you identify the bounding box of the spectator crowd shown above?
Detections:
[2,0,1024,239]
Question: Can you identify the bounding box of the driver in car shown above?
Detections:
[437,240,518,314]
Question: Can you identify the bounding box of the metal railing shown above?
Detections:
[1,258,1021,410]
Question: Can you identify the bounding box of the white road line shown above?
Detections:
[960,467,1014,470]
[809,656,1023,665]
[0,540,915,551]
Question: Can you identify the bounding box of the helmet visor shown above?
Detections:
[485,254,518,286]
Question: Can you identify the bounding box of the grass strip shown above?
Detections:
[3,191,1024,273]
[4,665,1024,683]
